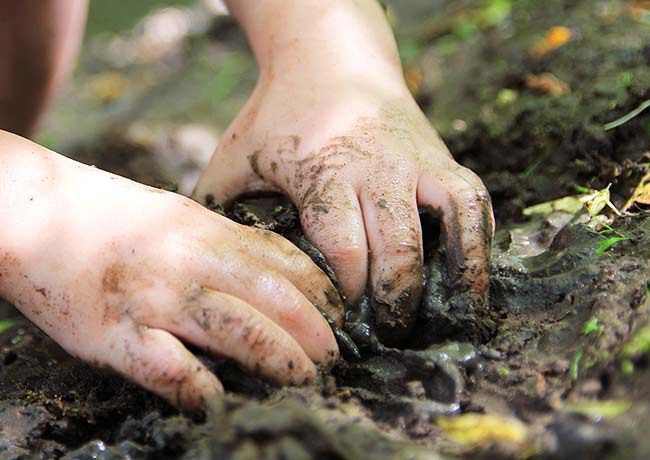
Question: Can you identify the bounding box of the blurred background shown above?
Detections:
[40,0,650,208]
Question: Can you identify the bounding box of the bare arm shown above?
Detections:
[0,0,87,137]
[195,0,494,341]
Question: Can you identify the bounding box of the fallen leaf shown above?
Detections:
[530,26,572,59]
[523,185,617,218]
[436,414,527,445]
[523,195,585,216]
[585,184,611,216]
[622,171,650,211]
[566,400,632,419]
[629,1,650,22]
[526,73,570,96]
[404,66,423,97]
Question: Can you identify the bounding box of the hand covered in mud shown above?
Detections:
[0,132,342,408]
[194,79,494,341]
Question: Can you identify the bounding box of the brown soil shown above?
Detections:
[1,1,649,459]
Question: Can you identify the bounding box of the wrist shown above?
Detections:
[0,132,70,297]
[226,0,405,87]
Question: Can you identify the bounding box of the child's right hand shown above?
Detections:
[0,131,342,408]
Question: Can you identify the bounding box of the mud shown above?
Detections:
[2,0,650,459]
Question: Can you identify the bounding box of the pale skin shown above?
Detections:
[0,0,494,407]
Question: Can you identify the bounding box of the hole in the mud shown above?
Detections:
[3,351,17,365]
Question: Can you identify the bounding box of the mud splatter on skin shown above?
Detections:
[236,101,493,345]
[101,262,130,325]
[204,193,225,214]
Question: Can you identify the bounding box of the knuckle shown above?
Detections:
[321,243,366,270]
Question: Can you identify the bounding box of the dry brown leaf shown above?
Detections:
[404,66,423,97]
[526,73,570,96]
[623,171,650,211]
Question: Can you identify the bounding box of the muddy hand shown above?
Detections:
[0,131,343,408]
[193,0,494,341]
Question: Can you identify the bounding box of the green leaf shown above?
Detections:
[582,317,603,336]
[621,359,635,375]
[0,319,17,335]
[595,236,627,254]
[566,400,632,419]
[621,324,650,358]
[523,195,585,216]
[521,156,544,177]
[570,349,583,381]
[479,0,512,27]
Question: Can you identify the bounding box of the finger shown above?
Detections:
[299,181,368,304]
[191,132,276,207]
[359,174,424,341]
[235,226,345,326]
[103,323,223,409]
[154,288,317,385]
[417,166,494,299]
[196,253,338,365]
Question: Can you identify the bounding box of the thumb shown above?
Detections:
[192,127,273,207]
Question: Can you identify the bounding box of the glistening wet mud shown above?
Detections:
[2,0,650,458]
[1,195,648,459]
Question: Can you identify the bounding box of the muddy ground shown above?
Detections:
[1,0,649,459]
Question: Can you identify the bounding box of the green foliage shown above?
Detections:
[621,324,650,358]
[621,359,635,375]
[479,0,513,27]
[397,39,422,64]
[570,349,583,381]
[0,319,17,335]
[521,156,544,177]
[620,72,634,88]
[595,236,628,254]
[619,323,650,374]
[566,400,632,419]
[582,317,604,336]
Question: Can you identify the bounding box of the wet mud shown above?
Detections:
[2,0,650,459]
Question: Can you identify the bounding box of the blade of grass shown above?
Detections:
[570,349,583,381]
[595,236,628,254]
[0,319,17,334]
[604,99,650,131]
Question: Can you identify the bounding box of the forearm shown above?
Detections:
[0,0,87,137]
[225,0,406,89]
